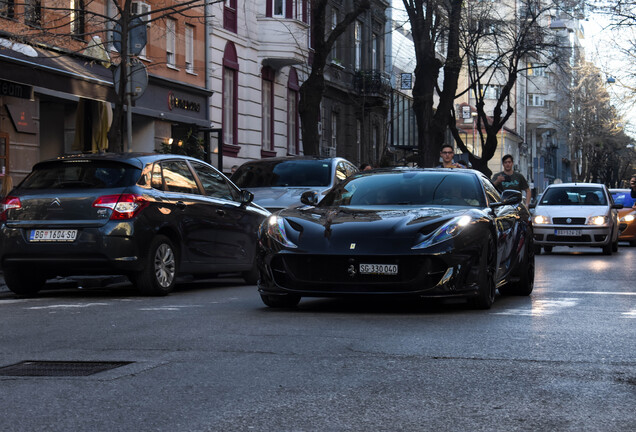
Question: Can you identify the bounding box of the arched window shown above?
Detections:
[287,68,299,155]
[223,42,239,147]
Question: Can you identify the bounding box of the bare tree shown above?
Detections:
[298,0,370,156]
[449,0,562,176]
[400,0,464,168]
[568,60,635,185]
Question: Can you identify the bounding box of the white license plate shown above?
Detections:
[555,229,581,236]
[359,263,398,275]
[29,229,78,242]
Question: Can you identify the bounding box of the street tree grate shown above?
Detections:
[0,361,133,377]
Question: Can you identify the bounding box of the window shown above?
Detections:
[287,69,300,155]
[224,0,237,33]
[223,43,239,147]
[166,19,176,67]
[185,25,194,73]
[330,8,338,61]
[482,85,502,100]
[25,0,41,27]
[331,112,338,149]
[528,94,545,107]
[354,21,362,70]
[161,161,200,195]
[273,0,285,16]
[190,162,236,200]
[371,33,377,70]
[1,0,15,18]
[261,68,274,151]
[70,0,85,38]
[527,62,546,77]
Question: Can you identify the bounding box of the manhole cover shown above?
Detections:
[0,361,133,377]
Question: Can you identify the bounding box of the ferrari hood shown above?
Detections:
[278,205,474,253]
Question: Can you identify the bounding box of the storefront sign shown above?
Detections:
[6,101,38,134]
[0,79,33,100]
[168,91,201,112]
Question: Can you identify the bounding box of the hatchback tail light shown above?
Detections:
[93,194,148,220]
[0,196,21,221]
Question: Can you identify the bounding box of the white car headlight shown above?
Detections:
[266,215,298,248]
[413,215,472,249]
[620,213,635,223]
[533,215,551,224]
[587,215,608,226]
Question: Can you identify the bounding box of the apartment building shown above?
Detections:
[0,0,209,182]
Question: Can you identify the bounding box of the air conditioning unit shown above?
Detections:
[132,1,152,26]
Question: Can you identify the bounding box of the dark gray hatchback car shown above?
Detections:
[0,153,269,296]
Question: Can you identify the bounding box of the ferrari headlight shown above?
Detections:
[266,215,298,248]
[620,213,635,223]
[587,215,607,226]
[533,215,551,224]
[413,215,472,249]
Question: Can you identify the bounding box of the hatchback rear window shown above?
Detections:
[19,161,141,189]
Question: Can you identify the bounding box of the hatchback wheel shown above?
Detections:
[134,235,177,296]
[4,268,46,297]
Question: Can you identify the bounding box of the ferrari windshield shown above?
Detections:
[319,171,486,207]
[539,187,607,206]
[232,159,333,187]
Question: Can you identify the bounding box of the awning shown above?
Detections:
[0,40,115,103]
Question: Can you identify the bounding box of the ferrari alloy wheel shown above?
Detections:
[134,235,177,296]
[500,236,535,296]
[260,293,301,308]
[3,267,46,296]
[471,236,496,310]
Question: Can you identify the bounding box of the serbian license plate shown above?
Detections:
[29,229,78,242]
[359,263,398,275]
[555,229,581,236]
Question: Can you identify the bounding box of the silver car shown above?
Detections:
[531,183,622,255]
[230,156,359,212]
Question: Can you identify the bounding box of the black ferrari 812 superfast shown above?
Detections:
[257,168,534,309]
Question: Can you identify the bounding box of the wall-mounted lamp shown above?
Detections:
[168,138,174,145]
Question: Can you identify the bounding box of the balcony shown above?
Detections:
[353,70,392,96]
[257,17,309,69]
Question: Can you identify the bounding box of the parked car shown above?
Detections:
[256,168,535,310]
[531,183,621,255]
[230,156,358,212]
[0,153,269,296]
[610,188,636,246]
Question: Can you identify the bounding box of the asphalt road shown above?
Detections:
[0,245,634,432]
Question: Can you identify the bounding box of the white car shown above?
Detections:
[531,183,622,255]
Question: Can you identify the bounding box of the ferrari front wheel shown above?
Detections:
[471,236,496,310]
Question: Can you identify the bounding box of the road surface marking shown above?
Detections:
[493,298,579,316]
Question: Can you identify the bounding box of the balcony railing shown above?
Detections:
[353,70,392,95]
